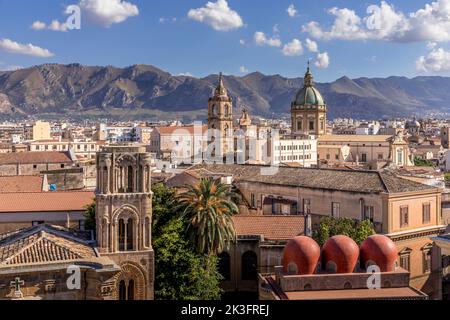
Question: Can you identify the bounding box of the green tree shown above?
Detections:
[313,217,375,246]
[152,183,224,300]
[83,201,96,234]
[153,216,223,300]
[176,178,238,255]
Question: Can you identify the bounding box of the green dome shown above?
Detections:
[294,86,325,106]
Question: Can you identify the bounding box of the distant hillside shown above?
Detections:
[1,63,449,120]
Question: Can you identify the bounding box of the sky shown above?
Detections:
[1,0,450,82]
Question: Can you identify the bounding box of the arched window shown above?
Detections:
[127,220,134,251]
[119,280,126,300]
[225,105,230,117]
[241,251,257,281]
[128,280,135,300]
[218,252,231,281]
[212,105,217,116]
[118,219,126,251]
[118,218,134,252]
[127,166,133,192]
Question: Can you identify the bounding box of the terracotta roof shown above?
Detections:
[232,215,305,240]
[0,152,73,165]
[0,191,94,213]
[0,176,43,193]
[157,125,208,135]
[284,287,426,300]
[0,225,97,266]
[190,164,437,194]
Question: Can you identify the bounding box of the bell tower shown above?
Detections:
[208,73,234,158]
[96,145,154,300]
[291,62,327,137]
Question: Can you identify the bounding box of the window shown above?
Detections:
[378,153,383,160]
[397,149,403,165]
[33,165,37,169]
[400,254,410,271]
[332,202,340,218]
[400,206,409,227]
[361,153,367,163]
[309,120,314,131]
[241,251,257,281]
[423,249,432,273]
[61,164,65,169]
[423,203,431,224]
[297,120,302,130]
[335,154,339,160]
[363,206,374,222]
[251,194,256,208]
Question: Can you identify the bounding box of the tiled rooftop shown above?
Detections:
[0,225,97,266]
[190,164,436,194]
[0,151,73,165]
[233,215,305,240]
[0,176,44,193]
[0,191,94,213]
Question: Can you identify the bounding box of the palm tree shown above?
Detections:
[176,178,239,255]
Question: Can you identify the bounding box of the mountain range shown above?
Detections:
[1,63,449,121]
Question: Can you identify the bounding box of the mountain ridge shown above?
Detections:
[1,63,449,120]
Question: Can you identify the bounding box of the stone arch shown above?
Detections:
[112,205,140,224]
[113,205,140,252]
[113,262,147,300]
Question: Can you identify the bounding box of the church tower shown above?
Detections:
[291,63,327,137]
[208,73,234,158]
[96,145,154,300]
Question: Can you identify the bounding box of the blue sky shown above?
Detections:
[0,0,449,82]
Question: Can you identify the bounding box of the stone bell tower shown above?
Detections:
[96,145,154,300]
[208,72,234,158]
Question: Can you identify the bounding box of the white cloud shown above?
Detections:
[305,38,318,52]
[32,20,68,32]
[49,20,69,32]
[314,52,330,68]
[287,4,298,17]
[301,0,450,43]
[0,39,54,58]
[31,21,46,30]
[187,0,244,32]
[79,0,139,27]
[417,47,450,72]
[282,39,303,56]
[239,66,249,73]
[239,39,246,45]
[254,32,282,47]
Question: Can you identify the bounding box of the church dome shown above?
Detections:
[322,235,359,274]
[293,63,326,106]
[360,235,398,272]
[294,86,325,106]
[283,236,321,275]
